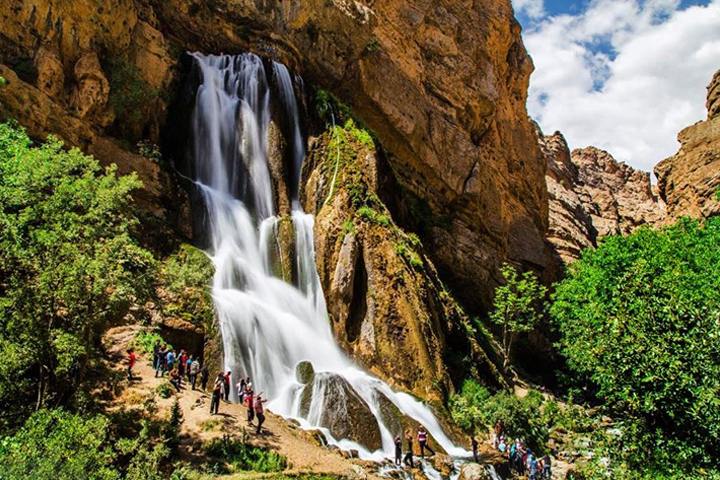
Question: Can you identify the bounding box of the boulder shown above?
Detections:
[296,360,315,384]
[458,463,491,480]
[70,52,110,121]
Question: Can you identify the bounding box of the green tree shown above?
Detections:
[551,218,720,472]
[489,264,547,374]
[0,409,119,480]
[0,122,155,429]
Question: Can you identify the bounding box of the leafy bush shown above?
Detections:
[394,241,423,269]
[162,399,183,452]
[106,57,158,128]
[204,436,287,473]
[0,409,119,480]
[0,122,154,429]
[133,330,171,356]
[156,382,174,399]
[357,206,390,226]
[552,218,720,471]
[158,244,214,332]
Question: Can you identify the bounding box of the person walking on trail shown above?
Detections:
[223,371,232,401]
[166,349,176,373]
[189,357,200,390]
[152,342,161,372]
[403,432,414,468]
[210,374,223,414]
[200,365,209,391]
[185,354,194,381]
[254,394,267,434]
[394,435,402,465]
[169,368,182,391]
[178,350,187,378]
[417,427,434,458]
[126,349,136,381]
[237,377,247,404]
[245,384,255,425]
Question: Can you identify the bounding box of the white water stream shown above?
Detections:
[189,53,467,461]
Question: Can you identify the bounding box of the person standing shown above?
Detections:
[166,349,176,373]
[417,427,435,458]
[210,374,223,414]
[157,345,167,377]
[126,349,136,381]
[189,357,200,390]
[185,354,194,381]
[245,384,255,425]
[200,365,209,391]
[178,350,187,378]
[403,432,414,468]
[237,377,247,404]
[223,371,232,402]
[152,342,161,372]
[254,394,267,434]
[394,435,402,465]
[542,454,552,479]
[471,435,479,463]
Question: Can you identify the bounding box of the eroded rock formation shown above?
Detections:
[655,69,720,220]
[542,127,665,263]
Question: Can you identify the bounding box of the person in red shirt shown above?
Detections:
[245,384,254,425]
[126,349,136,381]
[223,371,232,401]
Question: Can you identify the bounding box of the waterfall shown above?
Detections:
[189,52,467,461]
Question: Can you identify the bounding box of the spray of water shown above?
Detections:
[189,52,467,460]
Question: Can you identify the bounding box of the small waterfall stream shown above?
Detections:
[189,52,468,461]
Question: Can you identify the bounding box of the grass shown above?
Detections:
[204,436,287,474]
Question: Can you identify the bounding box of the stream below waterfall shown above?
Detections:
[187,52,471,465]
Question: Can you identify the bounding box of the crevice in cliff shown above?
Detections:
[345,247,368,344]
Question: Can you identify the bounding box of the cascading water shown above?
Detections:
[189,52,467,461]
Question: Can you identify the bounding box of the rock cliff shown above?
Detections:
[655,69,720,220]
[542,128,665,263]
[0,0,551,312]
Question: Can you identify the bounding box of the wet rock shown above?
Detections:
[374,391,404,438]
[459,463,491,480]
[431,453,455,477]
[296,360,315,384]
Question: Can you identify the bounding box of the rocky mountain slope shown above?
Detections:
[541,128,665,263]
[655,69,720,220]
[0,0,551,313]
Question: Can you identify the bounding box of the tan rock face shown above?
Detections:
[302,127,505,399]
[70,52,110,120]
[542,127,665,263]
[34,47,64,98]
[655,69,720,220]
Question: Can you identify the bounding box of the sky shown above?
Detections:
[513,0,720,173]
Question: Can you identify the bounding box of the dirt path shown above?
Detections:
[103,325,383,480]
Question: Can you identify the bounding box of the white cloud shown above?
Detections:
[524,0,720,173]
[513,0,546,19]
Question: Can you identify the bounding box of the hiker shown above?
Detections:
[169,368,181,391]
[527,450,538,480]
[394,435,402,465]
[254,394,267,434]
[498,436,507,454]
[178,350,187,377]
[245,384,255,424]
[210,374,223,414]
[417,427,434,458]
[237,376,247,403]
[189,357,200,390]
[403,432,414,468]
[157,345,167,377]
[185,354,194,381]
[471,435,479,463]
[200,365,209,391]
[152,342,161,371]
[166,349,176,373]
[223,371,231,401]
[126,349,136,381]
[542,454,551,479]
[493,420,504,448]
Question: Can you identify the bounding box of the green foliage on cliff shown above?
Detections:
[158,244,214,332]
[106,57,159,136]
[0,122,155,428]
[552,217,720,475]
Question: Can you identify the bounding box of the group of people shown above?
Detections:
[208,370,269,435]
[153,344,209,392]
[494,422,552,479]
[392,427,436,468]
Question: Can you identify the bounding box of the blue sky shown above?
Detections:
[512,0,720,172]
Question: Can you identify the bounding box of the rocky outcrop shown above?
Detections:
[541,129,597,264]
[0,0,551,312]
[302,122,505,399]
[655,69,720,220]
[542,128,665,263]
